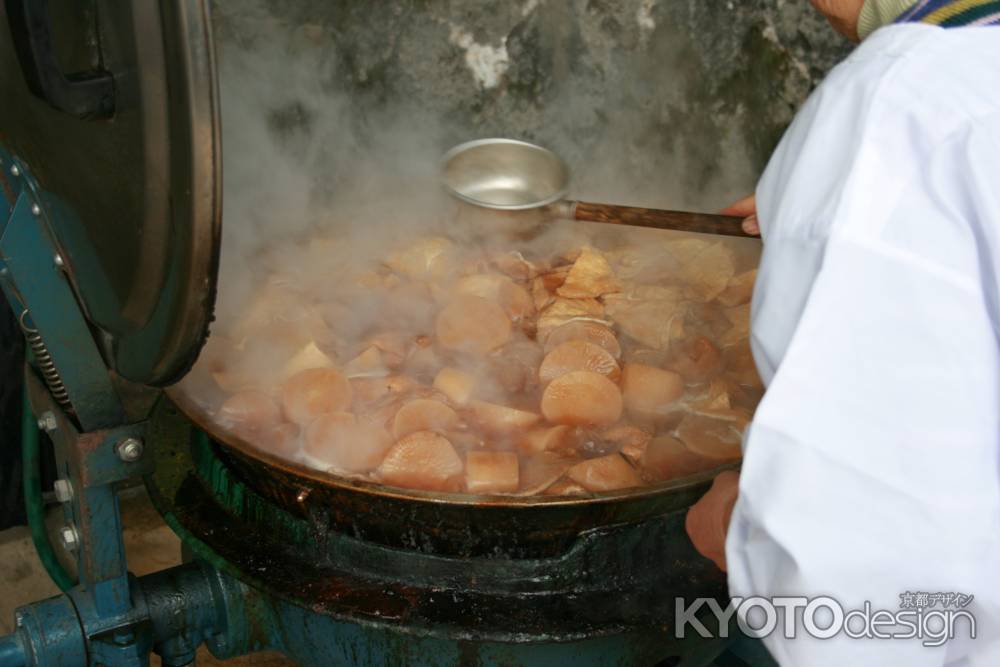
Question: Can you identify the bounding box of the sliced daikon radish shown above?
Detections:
[257,422,301,458]
[281,341,335,380]
[343,346,386,377]
[676,414,743,461]
[303,412,392,474]
[600,424,653,463]
[567,454,642,492]
[468,400,541,435]
[643,435,717,481]
[538,341,621,384]
[384,237,456,280]
[392,399,460,439]
[542,479,588,496]
[281,368,353,426]
[717,269,757,307]
[536,299,607,339]
[376,431,464,492]
[556,247,621,298]
[212,367,265,394]
[218,391,282,433]
[516,452,579,495]
[542,320,621,359]
[541,371,622,427]
[465,451,520,494]
[620,363,684,421]
[455,274,535,322]
[435,295,512,354]
[364,331,410,368]
[489,250,538,281]
[669,336,723,383]
[433,367,477,405]
[350,376,391,404]
[517,425,575,456]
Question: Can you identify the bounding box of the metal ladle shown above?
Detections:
[442,138,752,237]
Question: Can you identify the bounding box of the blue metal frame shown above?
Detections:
[0,150,125,431]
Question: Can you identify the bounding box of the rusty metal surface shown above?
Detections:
[170,391,734,559]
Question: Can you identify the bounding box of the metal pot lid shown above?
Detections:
[0,0,221,386]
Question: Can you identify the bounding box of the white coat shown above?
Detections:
[726,24,1000,666]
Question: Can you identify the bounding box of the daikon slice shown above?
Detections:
[567,454,642,492]
[541,371,622,427]
[377,431,464,492]
[392,399,460,439]
[435,296,511,354]
[620,363,684,422]
[538,341,620,384]
[281,368,353,425]
[304,412,393,474]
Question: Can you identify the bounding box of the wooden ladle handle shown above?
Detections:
[571,201,753,238]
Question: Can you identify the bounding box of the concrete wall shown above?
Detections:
[213,0,851,211]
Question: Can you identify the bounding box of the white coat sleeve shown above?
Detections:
[725,105,1000,667]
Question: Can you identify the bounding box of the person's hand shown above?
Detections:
[721,194,759,236]
[685,471,740,571]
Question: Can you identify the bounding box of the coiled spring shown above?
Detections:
[19,309,71,410]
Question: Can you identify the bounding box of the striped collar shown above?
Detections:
[895,0,1000,26]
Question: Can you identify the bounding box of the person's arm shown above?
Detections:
[685,471,739,571]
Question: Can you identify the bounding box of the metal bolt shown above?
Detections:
[53,479,74,503]
[59,524,79,552]
[115,437,144,462]
[53,254,64,268]
[10,165,19,177]
[30,203,40,216]
[37,411,57,432]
